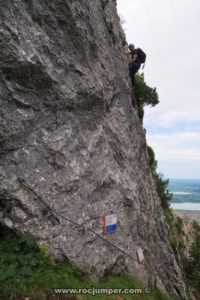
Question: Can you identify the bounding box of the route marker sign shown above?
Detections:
[103,214,117,235]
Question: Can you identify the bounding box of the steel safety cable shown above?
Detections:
[18,177,146,267]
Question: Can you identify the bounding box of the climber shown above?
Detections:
[127,44,146,86]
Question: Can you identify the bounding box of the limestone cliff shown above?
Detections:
[0,0,186,298]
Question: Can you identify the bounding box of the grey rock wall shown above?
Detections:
[0,0,186,298]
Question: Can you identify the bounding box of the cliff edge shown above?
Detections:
[0,0,186,298]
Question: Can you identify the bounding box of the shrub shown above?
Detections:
[135,73,159,107]
[184,221,200,293]
[0,233,177,300]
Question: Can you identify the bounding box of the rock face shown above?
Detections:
[0,0,186,298]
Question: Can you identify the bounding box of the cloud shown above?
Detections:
[145,111,200,177]
[147,131,200,162]
[117,0,200,111]
[157,160,200,179]
[117,0,200,178]
[145,109,200,129]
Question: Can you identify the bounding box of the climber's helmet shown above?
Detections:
[128,44,135,50]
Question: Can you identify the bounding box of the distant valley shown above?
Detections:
[169,179,200,223]
[169,178,200,203]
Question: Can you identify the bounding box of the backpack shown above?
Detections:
[137,48,146,64]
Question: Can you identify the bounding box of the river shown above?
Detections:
[171,202,200,211]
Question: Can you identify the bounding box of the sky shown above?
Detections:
[117,0,200,179]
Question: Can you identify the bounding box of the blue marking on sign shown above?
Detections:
[106,224,117,233]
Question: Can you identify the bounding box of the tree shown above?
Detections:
[153,173,172,210]
[147,146,172,210]
[184,222,200,293]
[135,73,159,107]
[147,145,157,172]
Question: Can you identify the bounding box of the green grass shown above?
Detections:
[0,234,176,300]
